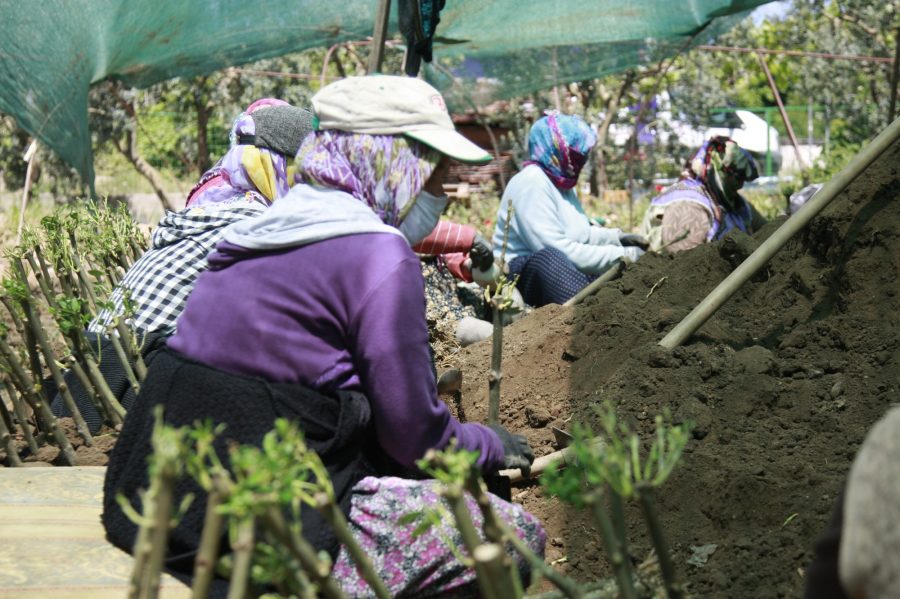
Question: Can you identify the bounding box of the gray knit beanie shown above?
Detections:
[237,106,314,157]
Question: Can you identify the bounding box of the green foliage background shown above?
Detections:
[0,0,895,219]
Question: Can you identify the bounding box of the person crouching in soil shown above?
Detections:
[493,111,647,307]
[639,135,767,253]
[50,99,314,433]
[90,98,313,338]
[102,75,544,597]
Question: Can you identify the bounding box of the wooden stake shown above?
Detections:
[0,398,22,466]
[473,543,523,599]
[116,318,147,382]
[563,259,627,307]
[226,518,255,599]
[260,507,348,599]
[106,325,141,396]
[757,52,806,171]
[191,490,224,599]
[16,141,37,246]
[27,298,93,445]
[314,492,392,599]
[499,439,604,483]
[464,476,526,597]
[0,295,26,339]
[487,303,503,426]
[25,252,57,310]
[367,0,392,74]
[637,486,682,599]
[1,381,38,454]
[0,336,77,465]
[588,491,637,599]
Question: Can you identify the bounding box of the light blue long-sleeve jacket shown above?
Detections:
[492,165,626,275]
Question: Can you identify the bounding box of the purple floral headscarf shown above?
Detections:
[294,130,441,226]
[185,98,294,208]
[524,112,597,190]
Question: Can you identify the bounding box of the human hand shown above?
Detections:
[619,233,649,250]
[470,233,494,271]
[488,424,535,472]
[622,246,645,262]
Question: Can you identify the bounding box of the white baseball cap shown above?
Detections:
[312,76,492,165]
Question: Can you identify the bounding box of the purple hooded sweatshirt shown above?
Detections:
[168,185,504,472]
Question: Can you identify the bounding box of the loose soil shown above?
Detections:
[3,145,897,597]
[449,140,900,597]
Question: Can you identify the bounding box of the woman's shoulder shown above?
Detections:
[323,231,414,265]
[511,164,550,185]
[505,164,556,198]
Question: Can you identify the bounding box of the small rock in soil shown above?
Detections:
[75,445,110,466]
[677,397,712,440]
[24,445,60,464]
[525,407,552,428]
[830,379,845,399]
[734,345,775,375]
[645,345,679,368]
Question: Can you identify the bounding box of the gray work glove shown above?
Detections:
[489,424,535,472]
[470,233,494,271]
[622,246,646,262]
[619,233,649,250]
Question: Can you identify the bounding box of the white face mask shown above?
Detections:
[398,190,449,246]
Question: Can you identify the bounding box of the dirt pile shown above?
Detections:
[452,142,899,597]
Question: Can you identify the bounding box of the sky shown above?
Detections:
[750,0,792,24]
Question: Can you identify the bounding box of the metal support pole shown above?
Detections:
[890,27,900,123]
[757,52,806,172]
[659,116,900,349]
[807,101,814,148]
[563,259,627,307]
[16,141,38,245]
[765,109,772,177]
[367,0,392,74]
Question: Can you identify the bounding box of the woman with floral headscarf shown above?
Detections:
[91,98,313,337]
[53,99,312,435]
[640,135,766,253]
[493,112,646,307]
[103,76,543,597]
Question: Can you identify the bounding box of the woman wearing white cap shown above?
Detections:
[103,76,544,596]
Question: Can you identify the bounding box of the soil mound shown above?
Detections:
[452,141,900,597]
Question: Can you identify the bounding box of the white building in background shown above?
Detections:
[606,92,784,177]
[779,144,823,174]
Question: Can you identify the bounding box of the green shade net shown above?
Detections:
[0,1,390,186]
[424,0,770,109]
[0,0,768,186]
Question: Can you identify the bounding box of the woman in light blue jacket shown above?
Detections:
[493,112,646,306]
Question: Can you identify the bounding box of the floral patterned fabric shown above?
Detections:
[523,112,597,190]
[332,476,546,598]
[294,131,442,226]
[186,98,294,208]
[682,135,759,212]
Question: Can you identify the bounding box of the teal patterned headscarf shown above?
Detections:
[524,112,597,190]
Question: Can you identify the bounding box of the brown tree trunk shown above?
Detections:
[113,91,176,213]
[590,73,635,196]
[112,131,176,213]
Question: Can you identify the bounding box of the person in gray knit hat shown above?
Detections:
[91,98,313,337]
[53,98,313,433]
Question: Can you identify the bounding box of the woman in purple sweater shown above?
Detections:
[103,76,544,597]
